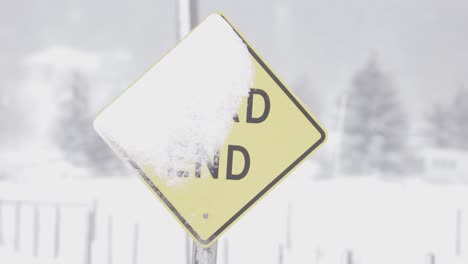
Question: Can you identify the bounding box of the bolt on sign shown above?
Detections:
[94,13,326,247]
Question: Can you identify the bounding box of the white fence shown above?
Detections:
[1,169,468,264]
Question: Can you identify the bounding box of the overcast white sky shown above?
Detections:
[1,0,467,128]
[202,0,468,120]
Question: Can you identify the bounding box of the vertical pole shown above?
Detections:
[190,0,198,30]
[85,202,96,264]
[333,90,349,177]
[286,203,292,250]
[0,200,3,245]
[132,223,139,264]
[427,252,436,264]
[314,247,322,264]
[278,244,284,264]
[223,240,229,264]
[186,235,191,264]
[345,250,353,264]
[14,201,21,252]
[54,205,61,259]
[177,0,198,40]
[33,204,40,257]
[456,209,462,256]
[107,215,113,264]
[192,242,217,264]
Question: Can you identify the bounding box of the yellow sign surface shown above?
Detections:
[95,14,326,247]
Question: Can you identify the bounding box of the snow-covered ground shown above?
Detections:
[1,160,467,264]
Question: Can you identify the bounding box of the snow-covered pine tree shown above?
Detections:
[426,103,453,148]
[340,57,409,176]
[0,84,23,147]
[426,87,468,150]
[0,88,13,144]
[451,87,468,150]
[53,71,121,175]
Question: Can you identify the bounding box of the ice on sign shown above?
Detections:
[94,13,326,247]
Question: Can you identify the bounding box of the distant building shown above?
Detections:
[414,148,468,184]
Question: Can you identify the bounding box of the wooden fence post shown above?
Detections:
[314,247,322,264]
[14,201,21,252]
[84,201,97,264]
[33,204,40,257]
[186,234,191,264]
[456,209,462,256]
[278,244,284,264]
[345,250,353,264]
[132,223,139,264]
[427,252,436,264]
[0,200,3,245]
[107,215,113,264]
[223,240,229,264]
[54,205,61,259]
[286,204,292,250]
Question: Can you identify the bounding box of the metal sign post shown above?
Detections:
[177,0,198,40]
[192,242,218,264]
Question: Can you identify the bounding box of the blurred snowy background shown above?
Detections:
[1,0,468,263]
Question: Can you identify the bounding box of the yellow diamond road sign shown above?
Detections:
[95,13,326,247]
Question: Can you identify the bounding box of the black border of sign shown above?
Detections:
[121,14,326,246]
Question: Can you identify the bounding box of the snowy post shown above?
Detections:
[333,90,348,177]
[278,244,284,264]
[192,241,218,264]
[186,235,191,264]
[54,205,61,259]
[0,200,3,245]
[286,203,292,250]
[456,209,462,256]
[14,201,21,252]
[85,201,97,264]
[427,252,436,264]
[107,215,113,264]
[223,240,229,264]
[33,204,40,257]
[345,250,354,264]
[132,223,139,264]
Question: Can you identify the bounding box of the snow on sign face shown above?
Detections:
[95,14,253,180]
[94,13,326,247]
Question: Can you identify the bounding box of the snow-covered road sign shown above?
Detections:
[94,13,326,247]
